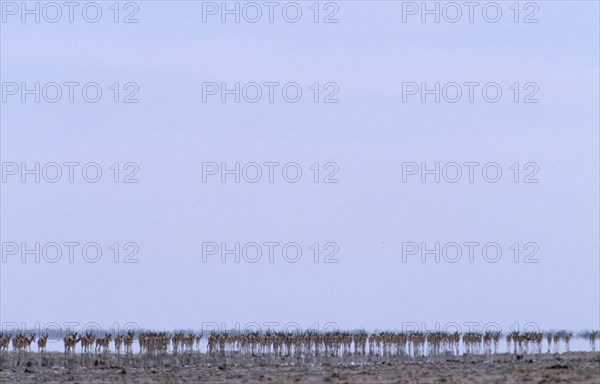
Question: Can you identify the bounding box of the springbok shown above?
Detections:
[183,334,195,353]
[37,334,49,353]
[25,334,36,352]
[552,333,561,353]
[81,332,95,354]
[11,334,23,352]
[114,334,124,355]
[0,334,10,352]
[545,332,552,354]
[590,330,598,352]
[63,333,81,354]
[95,334,112,354]
[565,332,573,352]
[124,331,135,354]
[13,334,35,353]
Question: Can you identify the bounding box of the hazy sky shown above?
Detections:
[1,1,598,340]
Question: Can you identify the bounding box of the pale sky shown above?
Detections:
[1,1,598,345]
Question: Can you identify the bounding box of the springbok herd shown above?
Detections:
[0,330,597,360]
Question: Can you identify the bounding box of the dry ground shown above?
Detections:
[0,351,598,383]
